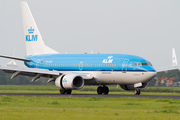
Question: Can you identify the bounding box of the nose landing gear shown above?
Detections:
[134,88,141,95]
[97,85,109,95]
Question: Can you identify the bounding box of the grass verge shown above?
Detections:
[0,96,180,120]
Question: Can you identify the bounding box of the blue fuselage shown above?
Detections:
[24,54,156,72]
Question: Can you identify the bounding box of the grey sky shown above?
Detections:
[0,0,180,68]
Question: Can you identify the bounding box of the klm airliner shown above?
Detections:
[0,2,178,95]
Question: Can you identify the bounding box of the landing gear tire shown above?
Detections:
[103,86,109,95]
[97,86,109,95]
[60,89,72,94]
[134,88,140,95]
[66,90,72,94]
[60,89,66,94]
[137,90,141,95]
[97,86,103,94]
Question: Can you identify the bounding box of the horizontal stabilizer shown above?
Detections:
[0,55,30,62]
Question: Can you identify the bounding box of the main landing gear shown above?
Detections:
[134,88,141,95]
[60,89,72,94]
[97,85,109,95]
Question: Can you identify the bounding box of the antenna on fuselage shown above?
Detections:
[91,50,93,54]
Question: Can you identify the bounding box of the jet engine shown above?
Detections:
[120,83,148,91]
[55,74,84,90]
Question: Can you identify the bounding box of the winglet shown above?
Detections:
[172,48,178,67]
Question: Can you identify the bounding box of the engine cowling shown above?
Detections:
[120,83,148,91]
[55,74,84,90]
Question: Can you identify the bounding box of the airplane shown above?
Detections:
[0,2,178,95]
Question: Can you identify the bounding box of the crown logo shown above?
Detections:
[108,56,113,59]
[28,27,34,34]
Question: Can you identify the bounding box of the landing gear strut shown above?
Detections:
[134,88,141,95]
[60,89,72,94]
[97,85,109,95]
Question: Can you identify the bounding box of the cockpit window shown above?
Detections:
[134,63,137,66]
[141,63,148,66]
[134,62,142,66]
[134,62,152,66]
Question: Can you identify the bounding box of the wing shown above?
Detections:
[155,48,179,72]
[156,66,179,72]
[0,65,93,83]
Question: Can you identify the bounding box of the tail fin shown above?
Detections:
[172,48,178,66]
[21,2,58,56]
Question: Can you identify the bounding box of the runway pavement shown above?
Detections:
[0,93,180,99]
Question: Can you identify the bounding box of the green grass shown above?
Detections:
[0,85,180,119]
[0,96,180,120]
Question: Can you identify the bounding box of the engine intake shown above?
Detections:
[55,74,84,90]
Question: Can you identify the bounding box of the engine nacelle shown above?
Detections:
[55,74,84,90]
[120,83,148,91]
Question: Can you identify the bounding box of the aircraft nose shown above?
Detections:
[148,67,157,78]
[143,71,157,83]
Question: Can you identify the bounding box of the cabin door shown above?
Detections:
[122,59,129,73]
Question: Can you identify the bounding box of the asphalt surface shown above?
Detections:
[0,93,180,99]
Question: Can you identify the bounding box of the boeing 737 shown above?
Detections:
[0,2,179,95]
